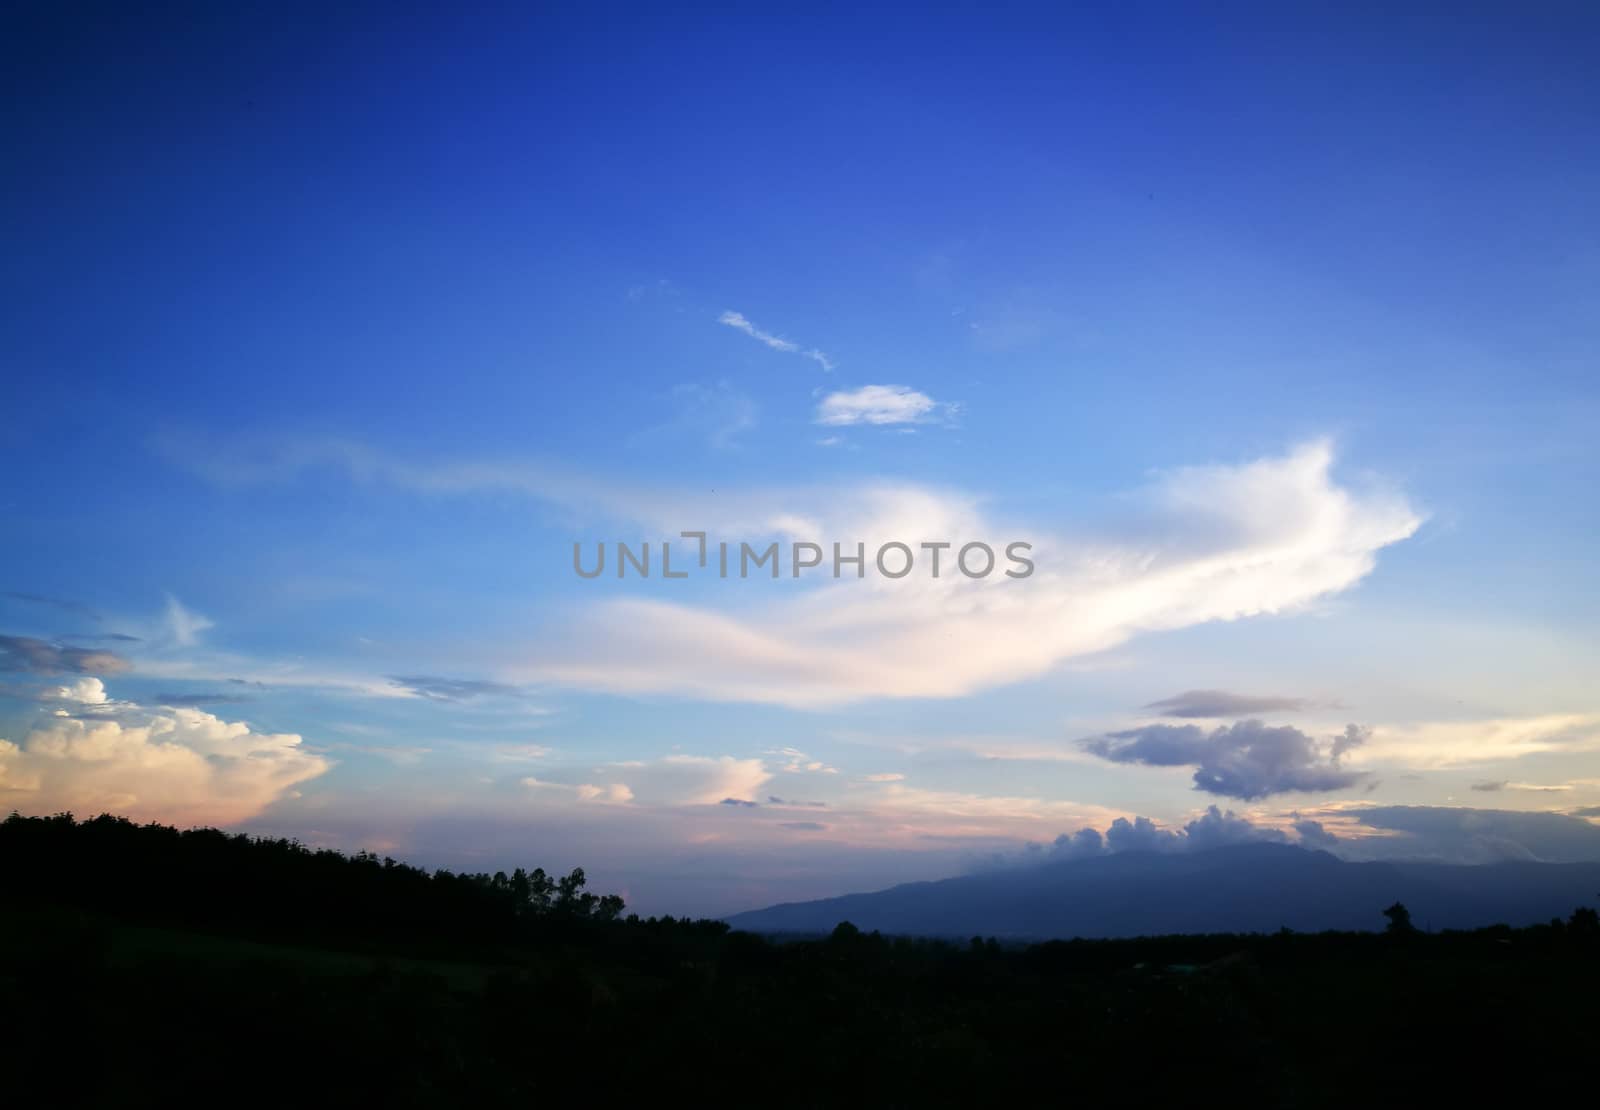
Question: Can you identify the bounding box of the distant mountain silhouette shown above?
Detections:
[726,843,1600,938]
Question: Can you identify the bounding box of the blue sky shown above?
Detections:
[3,3,1598,915]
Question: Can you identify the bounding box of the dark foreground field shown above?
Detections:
[4,814,1597,1106]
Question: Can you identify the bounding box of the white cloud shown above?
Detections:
[43,677,112,706]
[480,742,553,763]
[522,778,635,804]
[766,747,839,775]
[815,384,952,426]
[0,694,329,827]
[613,754,771,804]
[1364,713,1600,768]
[523,754,770,807]
[525,441,1421,707]
[718,310,833,371]
[162,437,1424,713]
[164,595,214,647]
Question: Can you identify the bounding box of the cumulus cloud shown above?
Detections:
[0,634,131,676]
[0,682,328,826]
[1084,719,1371,800]
[526,441,1421,707]
[1144,689,1312,718]
[815,385,952,426]
[1045,805,1292,859]
[1052,827,1105,857]
[718,310,833,371]
[42,677,115,706]
[1292,817,1340,850]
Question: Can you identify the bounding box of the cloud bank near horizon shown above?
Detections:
[0,678,328,826]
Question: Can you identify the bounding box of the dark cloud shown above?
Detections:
[1104,815,1174,853]
[153,692,255,707]
[1143,689,1311,718]
[63,632,142,643]
[387,675,519,701]
[1046,806,1291,861]
[1473,780,1570,794]
[1344,806,1600,864]
[1083,719,1369,800]
[719,797,758,808]
[767,796,827,808]
[1184,805,1289,850]
[780,821,827,831]
[1051,827,1104,858]
[1328,724,1369,764]
[1292,818,1340,850]
[1046,805,1600,869]
[0,634,130,676]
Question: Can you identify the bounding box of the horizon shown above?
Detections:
[4,2,1599,919]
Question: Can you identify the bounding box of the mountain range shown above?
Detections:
[725,843,1600,938]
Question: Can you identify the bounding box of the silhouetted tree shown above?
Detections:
[1383,901,1416,934]
[1569,905,1599,938]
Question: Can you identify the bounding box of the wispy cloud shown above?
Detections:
[525,442,1422,707]
[164,595,214,647]
[1328,805,1600,864]
[152,691,256,707]
[2,591,102,622]
[1144,689,1313,718]
[663,380,758,449]
[1469,780,1572,793]
[718,310,834,371]
[159,437,1423,713]
[387,675,521,702]
[1366,713,1600,768]
[815,384,955,426]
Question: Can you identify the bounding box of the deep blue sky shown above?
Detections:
[2,2,1597,914]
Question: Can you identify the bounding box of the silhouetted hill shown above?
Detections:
[727,843,1600,937]
[6,813,1599,1106]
